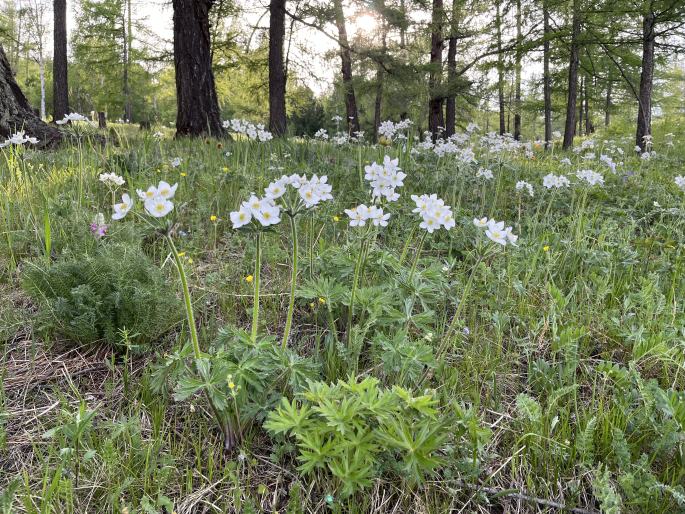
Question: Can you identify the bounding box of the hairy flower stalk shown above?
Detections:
[408,230,427,282]
[282,214,299,348]
[251,231,262,343]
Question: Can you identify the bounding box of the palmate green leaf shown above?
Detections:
[296,276,347,305]
[264,397,311,436]
[314,397,364,436]
[393,386,438,418]
[172,374,206,402]
[294,431,339,474]
[328,447,375,497]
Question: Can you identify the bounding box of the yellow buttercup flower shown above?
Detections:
[178,251,186,257]
[245,275,254,283]
[228,381,235,390]
[309,302,315,309]
[180,172,187,177]
[318,297,326,304]
[187,258,193,264]
[333,215,340,222]
[222,166,229,173]
[210,215,218,222]
[543,245,550,252]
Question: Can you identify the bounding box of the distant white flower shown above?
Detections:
[412,194,454,232]
[543,174,570,189]
[314,128,329,140]
[552,130,561,139]
[476,168,494,180]
[112,193,133,220]
[170,157,182,168]
[515,181,534,197]
[576,169,604,186]
[560,157,572,166]
[99,172,125,187]
[473,217,488,228]
[675,175,685,192]
[56,112,89,125]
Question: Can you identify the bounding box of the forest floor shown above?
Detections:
[1,118,685,513]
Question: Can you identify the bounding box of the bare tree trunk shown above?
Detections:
[123,0,132,122]
[428,0,445,140]
[269,0,287,136]
[636,10,655,152]
[445,0,460,137]
[0,44,61,146]
[562,0,580,150]
[604,76,612,127]
[584,74,591,134]
[513,0,522,140]
[578,75,583,136]
[53,0,69,122]
[38,51,45,119]
[496,0,505,135]
[172,0,225,137]
[373,0,387,142]
[333,0,359,134]
[543,0,552,148]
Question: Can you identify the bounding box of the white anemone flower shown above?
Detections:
[112,194,133,220]
[137,186,159,201]
[145,197,174,218]
[473,217,489,228]
[345,204,370,227]
[253,199,281,226]
[230,207,252,228]
[156,181,178,199]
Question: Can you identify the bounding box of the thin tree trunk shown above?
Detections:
[636,10,655,152]
[38,50,45,119]
[562,0,580,150]
[604,76,612,127]
[124,0,132,122]
[53,0,69,122]
[172,0,225,137]
[543,0,552,148]
[445,0,460,137]
[513,0,522,140]
[373,0,387,142]
[0,44,61,146]
[584,74,591,134]
[333,0,359,134]
[578,75,583,136]
[269,0,287,136]
[496,0,505,135]
[428,0,445,140]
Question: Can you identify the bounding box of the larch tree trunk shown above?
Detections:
[123,0,132,122]
[636,10,655,153]
[269,0,287,136]
[562,0,580,150]
[428,0,445,140]
[604,76,612,127]
[53,0,69,122]
[513,0,522,140]
[445,0,460,137]
[172,0,225,138]
[577,75,583,136]
[373,0,388,143]
[543,0,552,148]
[333,0,359,134]
[496,0,505,135]
[584,74,591,134]
[0,44,62,146]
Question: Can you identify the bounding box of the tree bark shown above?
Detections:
[636,10,655,152]
[53,0,69,122]
[445,0,460,137]
[123,0,132,122]
[577,75,583,136]
[584,74,591,134]
[428,0,445,140]
[496,0,505,136]
[604,76,612,127]
[172,0,225,138]
[373,0,388,143]
[513,0,522,140]
[543,0,552,148]
[333,0,359,134]
[0,44,62,146]
[562,0,580,150]
[269,0,287,136]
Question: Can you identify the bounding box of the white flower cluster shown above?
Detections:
[560,157,572,166]
[466,122,480,133]
[576,169,604,186]
[0,130,39,148]
[599,154,618,173]
[674,175,685,192]
[231,174,333,229]
[223,119,273,142]
[364,155,406,202]
[112,180,178,220]
[515,180,534,197]
[344,204,390,227]
[543,173,570,189]
[473,217,518,246]
[476,167,494,180]
[411,194,455,233]
[377,119,412,140]
[99,172,125,186]
[56,112,89,125]
[314,128,329,140]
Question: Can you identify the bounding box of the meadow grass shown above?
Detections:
[0,116,684,513]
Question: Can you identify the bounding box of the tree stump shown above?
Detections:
[98,112,107,129]
[0,44,62,148]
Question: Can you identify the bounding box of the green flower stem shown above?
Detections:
[282,214,299,348]
[347,235,369,348]
[166,235,201,360]
[408,230,427,282]
[251,231,262,343]
[399,225,417,266]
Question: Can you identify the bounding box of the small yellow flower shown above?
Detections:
[333,215,340,222]
[210,215,218,222]
[180,172,187,177]
[245,275,254,283]
[228,381,235,390]
[309,302,315,309]
[187,258,193,264]
[222,166,229,173]
[178,251,186,257]
[318,297,326,304]
[543,245,550,252]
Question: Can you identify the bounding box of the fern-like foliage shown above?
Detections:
[23,243,181,351]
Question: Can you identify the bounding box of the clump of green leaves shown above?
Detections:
[265,375,449,497]
[23,242,181,350]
